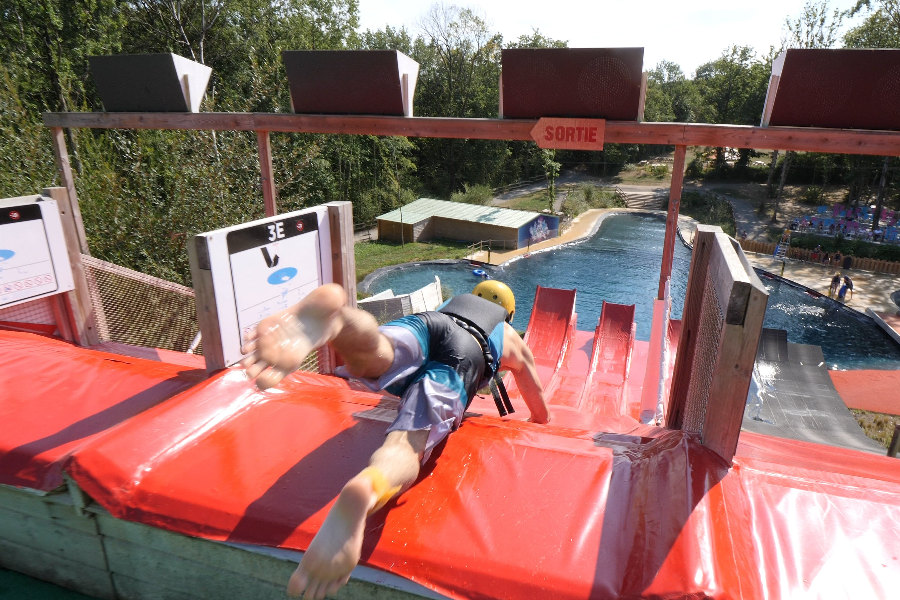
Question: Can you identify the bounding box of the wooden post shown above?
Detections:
[257,131,278,217]
[187,236,225,375]
[49,127,90,254]
[42,187,101,346]
[320,201,356,374]
[658,144,687,299]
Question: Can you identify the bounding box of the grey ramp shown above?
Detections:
[743,338,883,455]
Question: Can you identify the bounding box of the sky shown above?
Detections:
[357,0,865,75]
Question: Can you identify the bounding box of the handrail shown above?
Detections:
[466,239,517,255]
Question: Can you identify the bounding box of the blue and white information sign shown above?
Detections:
[0,200,74,309]
[197,206,333,367]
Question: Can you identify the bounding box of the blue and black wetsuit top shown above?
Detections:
[379,294,509,412]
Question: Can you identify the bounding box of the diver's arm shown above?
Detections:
[500,323,550,424]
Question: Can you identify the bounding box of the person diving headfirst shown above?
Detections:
[240,280,549,599]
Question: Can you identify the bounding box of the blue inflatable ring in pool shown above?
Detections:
[472,269,487,277]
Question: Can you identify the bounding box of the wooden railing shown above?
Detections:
[739,239,900,275]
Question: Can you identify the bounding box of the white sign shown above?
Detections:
[195,207,333,367]
[0,200,74,309]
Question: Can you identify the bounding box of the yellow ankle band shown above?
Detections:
[361,467,401,514]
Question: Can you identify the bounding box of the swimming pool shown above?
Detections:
[362,213,900,370]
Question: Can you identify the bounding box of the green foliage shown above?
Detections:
[845,1,900,49]
[678,191,736,237]
[647,164,669,178]
[450,183,493,206]
[644,60,699,123]
[791,232,900,261]
[562,185,623,218]
[782,0,844,49]
[694,46,770,128]
[799,185,826,205]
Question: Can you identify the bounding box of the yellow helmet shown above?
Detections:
[473,280,515,323]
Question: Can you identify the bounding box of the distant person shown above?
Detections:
[843,275,854,300]
[811,244,822,263]
[830,272,841,298]
[822,252,830,265]
[833,250,842,266]
[740,229,747,242]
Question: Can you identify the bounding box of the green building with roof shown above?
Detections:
[376,198,559,249]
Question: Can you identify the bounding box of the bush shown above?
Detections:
[791,233,900,262]
[799,186,825,205]
[450,183,494,206]
[679,191,736,237]
[647,164,668,178]
[561,184,624,218]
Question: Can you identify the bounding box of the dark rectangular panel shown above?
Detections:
[89,54,188,112]
[283,50,405,115]
[501,48,644,120]
[769,49,900,131]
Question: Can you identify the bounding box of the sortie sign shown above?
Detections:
[530,118,606,151]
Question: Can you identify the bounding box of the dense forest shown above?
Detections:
[1,0,899,284]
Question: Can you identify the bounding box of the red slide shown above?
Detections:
[580,301,636,416]
[503,285,577,399]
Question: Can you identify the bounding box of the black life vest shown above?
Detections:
[439,294,515,416]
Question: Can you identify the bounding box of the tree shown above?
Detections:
[782,0,844,49]
[542,149,561,207]
[694,46,770,175]
[847,1,900,42]
[644,60,698,123]
[771,1,845,215]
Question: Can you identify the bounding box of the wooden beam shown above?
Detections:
[256,131,278,217]
[43,112,900,156]
[658,144,687,299]
[42,187,101,346]
[48,127,90,254]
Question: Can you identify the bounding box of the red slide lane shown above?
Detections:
[580,301,636,416]
[503,286,577,402]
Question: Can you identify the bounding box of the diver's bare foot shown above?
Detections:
[287,476,374,599]
[241,284,345,390]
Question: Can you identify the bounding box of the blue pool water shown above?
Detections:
[363,213,900,370]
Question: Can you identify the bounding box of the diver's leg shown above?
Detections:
[242,284,394,390]
[287,429,428,599]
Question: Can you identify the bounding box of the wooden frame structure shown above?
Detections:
[666,225,769,464]
[44,112,900,302]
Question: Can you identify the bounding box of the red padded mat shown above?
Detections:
[66,366,900,599]
[0,331,205,490]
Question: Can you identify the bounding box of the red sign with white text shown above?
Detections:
[530,118,605,151]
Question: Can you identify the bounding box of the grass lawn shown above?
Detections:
[851,409,898,449]
[355,239,471,282]
[503,189,554,212]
